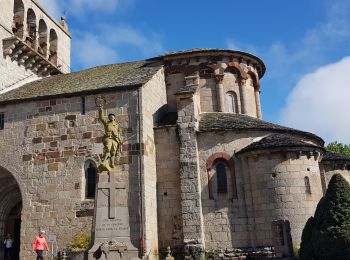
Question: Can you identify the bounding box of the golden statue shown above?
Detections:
[96,97,122,171]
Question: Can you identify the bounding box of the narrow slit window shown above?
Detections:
[216,163,228,193]
[0,113,4,130]
[304,176,311,194]
[81,96,86,115]
[86,163,97,198]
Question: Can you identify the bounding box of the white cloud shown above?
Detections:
[37,0,164,69]
[38,0,121,18]
[72,34,119,69]
[99,25,164,56]
[280,57,350,143]
[71,25,164,69]
[226,0,350,87]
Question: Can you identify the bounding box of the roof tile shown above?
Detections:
[0,61,161,104]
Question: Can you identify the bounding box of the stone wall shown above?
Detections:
[155,127,183,249]
[140,67,167,258]
[243,76,257,118]
[321,162,350,190]
[197,131,324,249]
[241,151,323,247]
[199,77,217,112]
[176,91,206,257]
[198,131,270,249]
[0,89,141,259]
[165,73,184,112]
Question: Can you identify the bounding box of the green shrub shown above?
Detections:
[299,217,314,260]
[312,174,350,260]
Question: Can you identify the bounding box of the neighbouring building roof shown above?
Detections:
[322,151,350,161]
[199,112,324,145]
[237,133,324,154]
[0,61,161,104]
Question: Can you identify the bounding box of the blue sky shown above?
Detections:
[39,0,350,144]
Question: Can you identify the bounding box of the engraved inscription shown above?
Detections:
[96,218,129,232]
[95,206,130,238]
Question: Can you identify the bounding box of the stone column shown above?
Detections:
[255,90,262,119]
[239,78,247,114]
[214,74,225,112]
[176,89,205,259]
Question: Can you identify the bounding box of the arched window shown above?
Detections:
[13,0,24,38]
[26,9,36,47]
[227,94,234,112]
[85,161,97,199]
[216,162,228,193]
[49,29,58,65]
[206,152,237,200]
[226,91,238,113]
[304,176,311,194]
[38,20,48,57]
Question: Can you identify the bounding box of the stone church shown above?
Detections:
[0,0,350,259]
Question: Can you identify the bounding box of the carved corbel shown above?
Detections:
[38,64,49,75]
[214,74,224,84]
[19,55,29,64]
[3,43,17,56]
[25,56,37,68]
[32,62,43,72]
[12,46,26,59]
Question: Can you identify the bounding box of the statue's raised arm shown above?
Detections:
[98,105,107,126]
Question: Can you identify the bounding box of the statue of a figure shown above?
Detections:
[96,97,122,170]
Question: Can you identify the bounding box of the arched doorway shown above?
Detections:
[0,167,22,260]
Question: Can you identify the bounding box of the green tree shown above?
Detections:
[299,217,314,260]
[312,174,350,260]
[326,141,350,158]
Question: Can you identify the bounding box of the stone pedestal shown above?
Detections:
[88,169,139,260]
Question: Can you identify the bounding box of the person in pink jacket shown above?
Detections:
[32,230,49,260]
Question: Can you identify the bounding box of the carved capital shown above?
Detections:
[214,74,224,84]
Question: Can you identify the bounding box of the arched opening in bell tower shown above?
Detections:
[26,9,37,48]
[0,167,22,260]
[13,0,25,39]
[38,19,48,57]
[49,29,58,65]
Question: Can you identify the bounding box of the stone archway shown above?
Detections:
[0,167,22,260]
